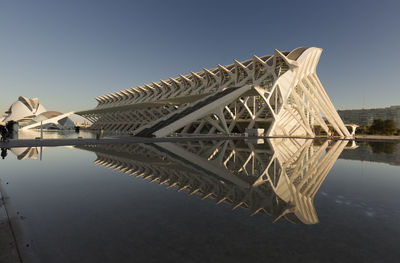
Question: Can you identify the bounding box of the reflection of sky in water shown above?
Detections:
[1,140,400,262]
[17,129,96,139]
[316,158,400,224]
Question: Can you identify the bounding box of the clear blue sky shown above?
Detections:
[1,0,400,114]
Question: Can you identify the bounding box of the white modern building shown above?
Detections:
[1,96,75,130]
[2,96,47,125]
[338,106,400,128]
[78,47,353,138]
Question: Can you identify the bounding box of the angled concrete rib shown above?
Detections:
[77,47,351,138]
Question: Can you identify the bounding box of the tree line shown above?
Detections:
[357,119,399,135]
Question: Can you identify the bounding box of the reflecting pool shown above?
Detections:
[1,138,400,262]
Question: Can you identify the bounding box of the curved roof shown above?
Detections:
[287,47,308,61]
[37,111,63,119]
[2,96,47,123]
[18,96,40,113]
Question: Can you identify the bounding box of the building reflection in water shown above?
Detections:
[9,147,42,160]
[77,139,355,225]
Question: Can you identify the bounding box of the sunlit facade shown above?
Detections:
[1,96,47,125]
[78,47,352,138]
[1,96,75,130]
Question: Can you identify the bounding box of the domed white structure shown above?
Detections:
[1,96,75,130]
[2,96,47,124]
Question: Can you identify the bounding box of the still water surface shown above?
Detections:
[1,135,400,263]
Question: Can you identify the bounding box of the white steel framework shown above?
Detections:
[78,47,351,138]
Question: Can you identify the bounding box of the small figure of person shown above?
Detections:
[95,127,105,140]
[0,125,8,142]
[96,128,101,140]
[1,147,8,159]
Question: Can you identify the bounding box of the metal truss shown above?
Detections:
[76,138,352,224]
[78,47,352,138]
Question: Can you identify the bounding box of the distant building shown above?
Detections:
[338,106,400,128]
[2,96,47,125]
[1,96,75,130]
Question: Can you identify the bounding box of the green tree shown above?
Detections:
[369,119,384,134]
[383,119,397,135]
[356,125,369,135]
[368,118,398,135]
